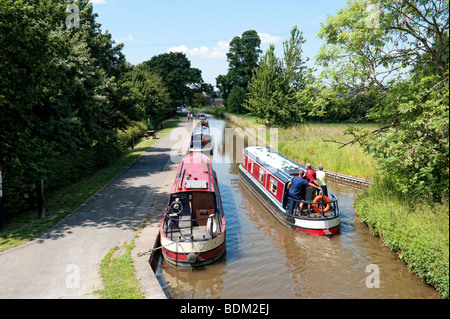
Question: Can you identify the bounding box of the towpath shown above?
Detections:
[0,120,191,299]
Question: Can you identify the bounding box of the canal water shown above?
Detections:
[155,116,440,299]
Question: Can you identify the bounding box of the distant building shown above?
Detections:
[213,98,223,106]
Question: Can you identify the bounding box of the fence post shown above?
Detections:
[37,179,45,219]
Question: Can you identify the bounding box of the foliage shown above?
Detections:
[349,73,449,201]
[98,242,144,299]
[305,89,378,123]
[142,52,207,108]
[316,0,448,92]
[246,26,312,127]
[355,175,449,298]
[216,30,262,104]
[192,92,207,108]
[317,0,449,201]
[124,65,172,127]
[227,86,247,113]
[0,0,138,217]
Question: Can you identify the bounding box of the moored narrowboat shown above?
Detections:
[238,146,340,236]
[160,152,226,266]
[189,126,214,155]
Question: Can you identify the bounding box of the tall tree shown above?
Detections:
[246,26,312,127]
[125,65,172,126]
[0,0,137,215]
[216,30,262,104]
[317,0,449,201]
[143,52,205,108]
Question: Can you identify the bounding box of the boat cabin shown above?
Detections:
[162,153,224,241]
[190,126,213,153]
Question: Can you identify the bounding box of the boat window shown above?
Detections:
[259,169,265,184]
[250,162,254,174]
[269,177,278,195]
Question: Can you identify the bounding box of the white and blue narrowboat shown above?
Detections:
[239,146,340,236]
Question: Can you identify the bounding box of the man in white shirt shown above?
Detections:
[316,165,328,197]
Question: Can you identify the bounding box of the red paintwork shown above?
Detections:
[244,157,285,205]
[161,242,226,263]
[295,225,341,236]
[172,152,215,193]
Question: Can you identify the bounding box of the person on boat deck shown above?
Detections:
[287,170,322,215]
[316,165,328,197]
[305,163,321,207]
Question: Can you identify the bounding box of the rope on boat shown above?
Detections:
[136,239,181,257]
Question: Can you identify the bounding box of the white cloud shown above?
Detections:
[90,0,107,4]
[167,32,280,59]
[258,32,281,44]
[114,35,133,43]
[168,40,229,58]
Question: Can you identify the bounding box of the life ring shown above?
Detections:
[312,195,331,213]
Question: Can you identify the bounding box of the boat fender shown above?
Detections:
[312,195,331,213]
[187,253,197,264]
[207,214,218,237]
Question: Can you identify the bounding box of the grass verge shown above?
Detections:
[355,177,449,298]
[97,241,144,299]
[0,120,178,252]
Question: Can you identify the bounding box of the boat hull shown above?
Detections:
[239,165,340,236]
[160,228,226,267]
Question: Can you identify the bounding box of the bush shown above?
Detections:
[354,175,449,298]
[116,121,148,151]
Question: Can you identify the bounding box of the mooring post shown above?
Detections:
[36,179,45,219]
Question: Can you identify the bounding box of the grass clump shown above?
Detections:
[98,241,144,299]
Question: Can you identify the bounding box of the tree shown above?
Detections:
[216,30,262,104]
[143,52,205,108]
[246,26,312,127]
[227,86,247,113]
[317,0,449,201]
[0,0,137,216]
[316,0,449,92]
[125,65,172,126]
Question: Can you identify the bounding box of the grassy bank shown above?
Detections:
[0,120,179,252]
[97,241,144,299]
[227,113,377,179]
[355,177,449,298]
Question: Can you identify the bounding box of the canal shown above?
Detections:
[155,116,440,299]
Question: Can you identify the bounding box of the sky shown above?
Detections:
[90,0,350,87]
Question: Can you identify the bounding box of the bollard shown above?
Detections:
[36,179,45,218]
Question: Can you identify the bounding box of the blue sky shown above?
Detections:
[90,0,349,87]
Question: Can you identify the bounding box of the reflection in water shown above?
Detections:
[156,117,440,299]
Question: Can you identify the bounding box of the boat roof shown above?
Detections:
[192,126,210,135]
[243,146,305,182]
[172,152,215,193]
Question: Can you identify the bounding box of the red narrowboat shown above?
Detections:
[239,146,340,236]
[160,152,226,266]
